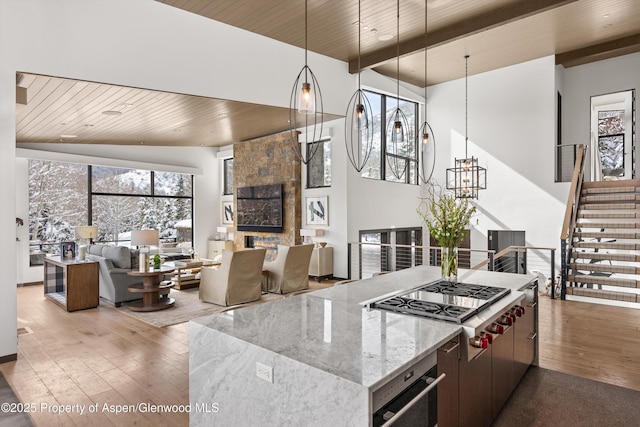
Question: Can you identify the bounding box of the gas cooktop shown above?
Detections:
[372,280,511,324]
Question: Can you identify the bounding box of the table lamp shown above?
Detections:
[131,229,159,272]
[75,225,98,261]
[299,228,324,245]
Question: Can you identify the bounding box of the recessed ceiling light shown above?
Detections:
[378,34,393,41]
[60,134,77,139]
[122,103,134,107]
[84,124,94,127]
[102,110,122,116]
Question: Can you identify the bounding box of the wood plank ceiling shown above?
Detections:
[16,0,640,148]
[16,73,340,147]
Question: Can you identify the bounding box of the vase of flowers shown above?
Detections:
[418,185,476,281]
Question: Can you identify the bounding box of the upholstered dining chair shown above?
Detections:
[262,244,314,294]
[199,248,266,306]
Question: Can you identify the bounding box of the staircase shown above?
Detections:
[566,179,640,304]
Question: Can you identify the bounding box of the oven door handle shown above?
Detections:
[381,372,446,427]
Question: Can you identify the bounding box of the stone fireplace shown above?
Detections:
[233,131,302,261]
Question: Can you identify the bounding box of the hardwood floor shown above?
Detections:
[2,284,188,426]
[2,284,640,426]
[538,294,640,392]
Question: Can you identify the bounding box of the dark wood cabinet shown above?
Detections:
[458,344,492,427]
[514,282,538,381]
[44,256,99,311]
[437,337,460,427]
[491,325,515,420]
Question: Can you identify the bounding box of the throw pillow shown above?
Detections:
[102,246,131,269]
[130,248,139,270]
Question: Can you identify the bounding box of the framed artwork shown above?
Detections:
[222,201,234,225]
[306,196,328,225]
[60,241,75,260]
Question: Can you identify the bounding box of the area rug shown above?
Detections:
[492,366,640,427]
[0,372,33,427]
[115,282,333,328]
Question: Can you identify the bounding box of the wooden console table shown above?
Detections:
[43,256,99,312]
[127,266,175,312]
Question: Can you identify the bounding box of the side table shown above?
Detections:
[43,256,99,311]
[309,246,333,282]
[126,266,175,312]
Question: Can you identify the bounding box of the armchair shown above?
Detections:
[199,248,267,306]
[262,244,314,294]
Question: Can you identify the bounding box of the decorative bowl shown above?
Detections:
[318,242,328,248]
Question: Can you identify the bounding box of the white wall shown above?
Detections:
[562,52,640,176]
[0,0,353,358]
[427,56,565,261]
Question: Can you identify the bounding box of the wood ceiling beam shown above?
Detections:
[556,33,640,68]
[349,0,580,73]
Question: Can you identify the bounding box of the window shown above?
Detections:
[307,139,331,188]
[29,160,193,258]
[361,90,418,184]
[28,160,88,259]
[358,227,423,278]
[588,90,636,181]
[598,110,625,178]
[223,158,234,195]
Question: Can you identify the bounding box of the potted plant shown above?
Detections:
[417,184,476,280]
[153,253,162,269]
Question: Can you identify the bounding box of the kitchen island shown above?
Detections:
[189,266,537,426]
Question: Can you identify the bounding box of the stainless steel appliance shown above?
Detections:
[371,351,445,427]
[370,280,524,361]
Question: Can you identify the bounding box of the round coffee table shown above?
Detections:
[127,266,175,312]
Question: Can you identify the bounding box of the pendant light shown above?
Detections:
[345,0,374,173]
[386,0,410,180]
[446,55,487,199]
[289,0,323,164]
[418,0,436,184]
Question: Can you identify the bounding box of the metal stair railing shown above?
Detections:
[560,144,587,300]
[346,242,556,292]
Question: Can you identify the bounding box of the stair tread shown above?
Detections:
[576,222,640,229]
[566,287,638,302]
[572,252,640,262]
[573,242,640,250]
[578,212,639,218]
[574,231,639,239]
[570,263,638,274]
[581,194,639,203]
[578,203,638,210]
[582,179,640,189]
[568,274,638,288]
[582,186,638,194]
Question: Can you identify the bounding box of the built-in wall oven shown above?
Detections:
[371,352,445,427]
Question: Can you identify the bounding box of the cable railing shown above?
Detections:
[347,242,557,297]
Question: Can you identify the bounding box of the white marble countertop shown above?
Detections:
[191,266,535,391]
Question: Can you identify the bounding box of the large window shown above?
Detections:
[223,158,234,195]
[307,139,331,188]
[361,90,418,184]
[29,160,193,259]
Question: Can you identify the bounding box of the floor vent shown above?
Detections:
[17,327,33,336]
